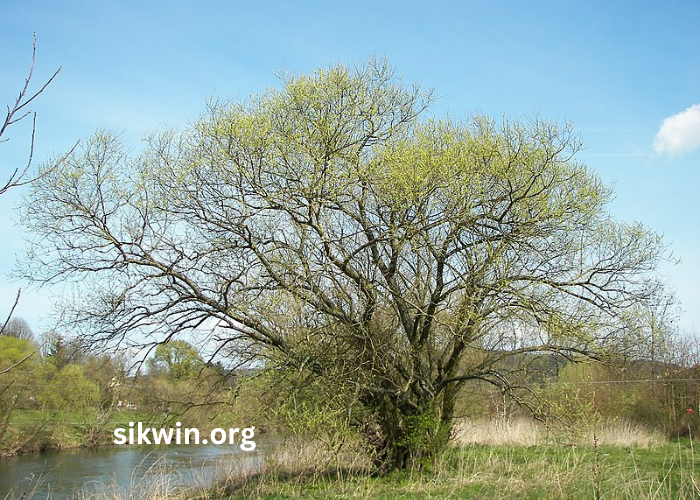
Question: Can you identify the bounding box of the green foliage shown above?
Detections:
[40,364,100,411]
[0,336,41,424]
[0,336,39,369]
[147,340,204,381]
[395,406,452,471]
[258,366,361,453]
[0,333,129,453]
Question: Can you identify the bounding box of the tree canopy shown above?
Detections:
[22,59,668,471]
[147,340,204,381]
[1,317,34,341]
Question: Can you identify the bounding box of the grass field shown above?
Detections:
[208,442,698,500]
[199,419,699,500]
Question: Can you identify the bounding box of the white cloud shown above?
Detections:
[654,104,700,155]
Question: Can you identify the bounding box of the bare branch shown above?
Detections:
[1,32,62,196]
[0,289,21,336]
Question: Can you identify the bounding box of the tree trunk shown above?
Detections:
[361,393,454,474]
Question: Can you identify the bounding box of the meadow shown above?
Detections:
[183,419,700,500]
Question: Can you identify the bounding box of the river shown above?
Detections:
[0,443,263,500]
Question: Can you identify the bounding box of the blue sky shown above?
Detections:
[1,1,698,336]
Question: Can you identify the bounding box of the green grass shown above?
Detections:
[215,442,700,500]
[7,409,155,425]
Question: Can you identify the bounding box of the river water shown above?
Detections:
[0,443,262,499]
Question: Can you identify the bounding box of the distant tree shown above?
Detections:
[40,363,100,412]
[0,336,40,373]
[22,60,670,472]
[0,325,40,376]
[42,333,84,369]
[1,317,35,341]
[147,341,203,381]
[81,352,125,409]
[0,336,41,438]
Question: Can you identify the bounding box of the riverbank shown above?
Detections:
[0,409,184,457]
[10,440,690,500]
[2,419,699,499]
[0,441,262,500]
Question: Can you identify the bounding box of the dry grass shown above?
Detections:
[453,417,666,448]
[454,417,543,446]
[182,453,262,499]
[204,434,372,497]
[592,419,666,447]
[74,455,181,500]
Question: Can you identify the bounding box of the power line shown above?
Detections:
[554,378,700,385]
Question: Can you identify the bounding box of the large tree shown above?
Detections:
[22,60,667,471]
